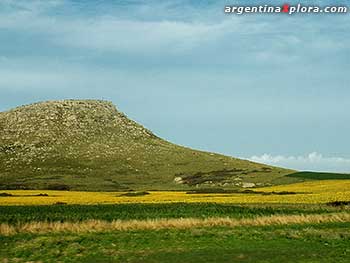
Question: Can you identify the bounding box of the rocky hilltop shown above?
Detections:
[1,100,154,144]
[0,100,294,191]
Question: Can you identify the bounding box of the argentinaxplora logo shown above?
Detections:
[224,4,348,15]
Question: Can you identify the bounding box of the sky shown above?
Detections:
[0,0,349,172]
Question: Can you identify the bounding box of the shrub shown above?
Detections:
[327,201,350,207]
[0,192,13,197]
[47,184,70,191]
[120,191,150,197]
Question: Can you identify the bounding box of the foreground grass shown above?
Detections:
[2,213,350,236]
[1,222,350,262]
[1,203,349,262]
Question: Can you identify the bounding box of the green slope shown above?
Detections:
[286,171,350,180]
[0,100,295,191]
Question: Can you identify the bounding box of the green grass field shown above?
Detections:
[1,223,350,263]
[1,203,350,262]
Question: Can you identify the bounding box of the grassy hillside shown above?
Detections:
[0,100,295,191]
[286,172,350,180]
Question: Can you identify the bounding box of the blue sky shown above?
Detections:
[0,0,349,172]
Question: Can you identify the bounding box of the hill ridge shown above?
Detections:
[0,100,295,191]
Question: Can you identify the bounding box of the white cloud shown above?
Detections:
[1,0,348,62]
[0,1,234,55]
[247,152,350,173]
[55,18,232,54]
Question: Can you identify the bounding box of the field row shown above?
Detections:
[1,180,350,205]
[2,212,350,236]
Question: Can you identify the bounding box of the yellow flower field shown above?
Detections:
[0,180,350,205]
[260,180,350,193]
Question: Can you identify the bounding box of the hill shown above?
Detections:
[0,100,295,191]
